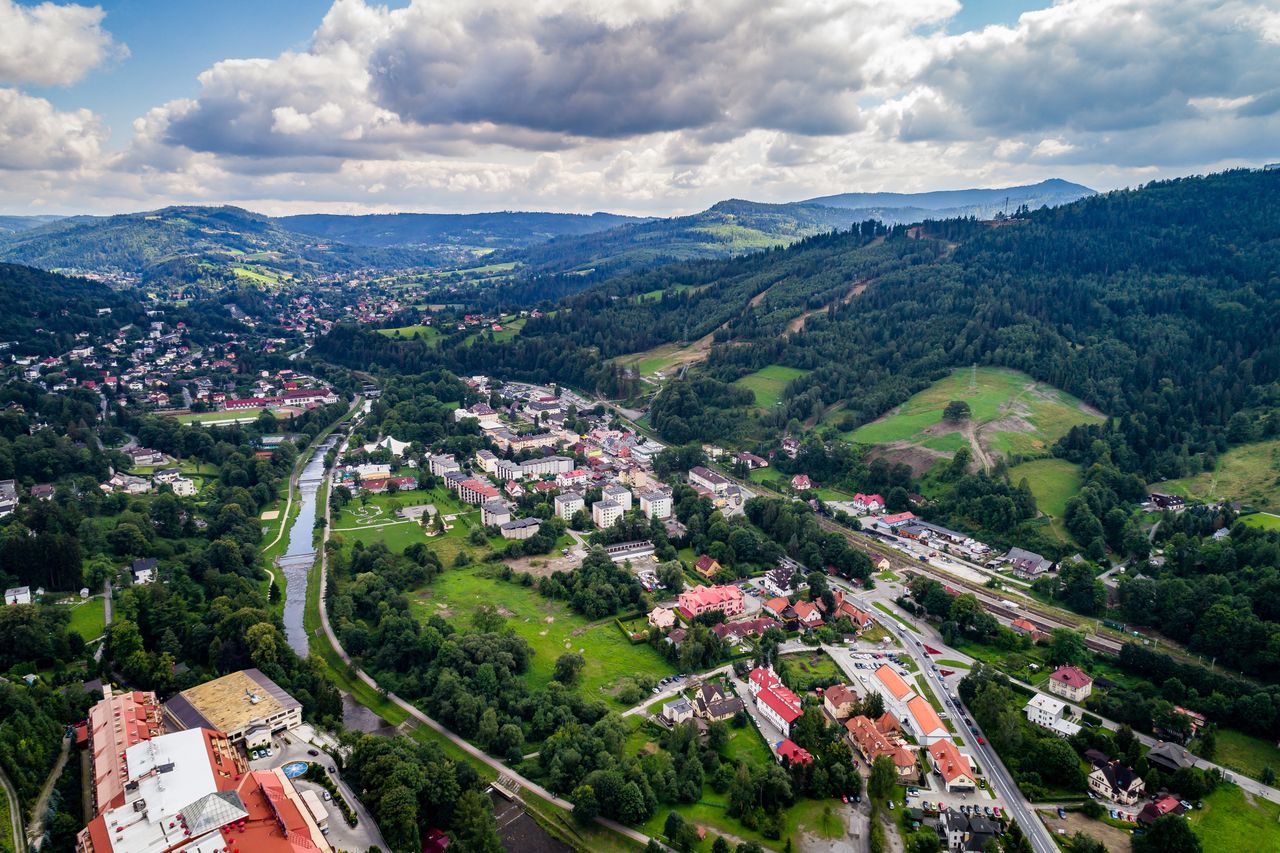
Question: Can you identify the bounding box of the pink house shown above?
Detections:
[676,584,745,619]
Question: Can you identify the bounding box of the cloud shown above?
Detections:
[0,88,105,169]
[0,0,126,86]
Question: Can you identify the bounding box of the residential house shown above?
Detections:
[693,554,722,579]
[131,558,158,585]
[1007,547,1055,579]
[844,715,918,781]
[1009,618,1047,641]
[1145,741,1197,775]
[821,589,874,632]
[647,607,677,631]
[735,452,768,470]
[662,698,695,725]
[928,740,977,792]
[676,585,745,619]
[823,684,859,721]
[938,812,997,853]
[4,586,31,605]
[791,474,812,491]
[1088,760,1145,805]
[776,739,813,767]
[30,484,54,501]
[791,600,824,629]
[761,565,795,596]
[695,683,745,721]
[1047,665,1093,702]
[1138,796,1186,826]
[852,493,884,515]
[711,617,779,645]
[1023,694,1081,738]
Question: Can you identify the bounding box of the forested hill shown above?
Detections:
[277,210,642,248]
[0,205,439,283]
[803,178,1094,217]
[0,264,152,353]
[318,168,1280,482]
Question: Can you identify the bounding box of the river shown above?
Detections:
[278,435,340,656]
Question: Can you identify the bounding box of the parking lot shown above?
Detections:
[244,727,387,852]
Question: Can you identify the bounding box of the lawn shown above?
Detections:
[1188,783,1280,853]
[846,367,1103,461]
[1158,437,1280,512]
[174,409,264,425]
[376,324,441,341]
[615,340,711,380]
[1009,457,1084,518]
[65,597,106,641]
[778,651,843,693]
[407,564,674,701]
[733,365,811,409]
[1206,727,1280,782]
[1240,512,1280,531]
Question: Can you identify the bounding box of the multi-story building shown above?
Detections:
[481,500,512,527]
[428,454,461,477]
[639,490,672,519]
[602,484,632,511]
[84,686,165,816]
[676,584,745,619]
[554,492,585,520]
[592,499,624,528]
[927,740,977,792]
[747,666,803,738]
[688,466,729,495]
[1024,693,1082,737]
[162,669,302,746]
[456,478,501,505]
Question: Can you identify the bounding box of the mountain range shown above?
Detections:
[0,179,1094,285]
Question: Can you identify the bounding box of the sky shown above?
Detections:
[1,0,1278,217]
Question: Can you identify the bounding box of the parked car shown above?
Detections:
[977,737,986,745]
[323,791,331,801]
[888,801,895,811]
[308,749,320,756]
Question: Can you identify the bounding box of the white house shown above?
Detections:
[1024,693,1081,738]
[4,586,31,605]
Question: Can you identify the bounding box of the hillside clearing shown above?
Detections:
[733,364,811,409]
[847,367,1104,471]
[1158,437,1280,512]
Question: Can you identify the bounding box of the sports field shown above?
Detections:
[407,564,674,700]
[733,364,811,409]
[1159,438,1280,512]
[174,409,264,424]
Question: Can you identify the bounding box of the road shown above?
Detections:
[825,578,1060,853]
[313,408,675,852]
[0,761,26,853]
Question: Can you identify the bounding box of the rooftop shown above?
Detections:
[164,669,300,735]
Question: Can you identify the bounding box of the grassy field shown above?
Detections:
[779,651,842,693]
[616,340,712,380]
[65,597,106,641]
[408,563,674,701]
[376,324,441,341]
[174,409,264,424]
[1241,512,1280,531]
[733,365,811,409]
[1205,728,1280,782]
[1158,437,1280,512]
[1009,458,1084,518]
[847,366,1103,460]
[1188,783,1280,853]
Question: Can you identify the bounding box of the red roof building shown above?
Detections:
[748,667,804,736]
[676,584,745,619]
[777,739,814,766]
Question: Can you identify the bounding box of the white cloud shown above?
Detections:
[0,88,105,169]
[2,0,1280,215]
[0,0,126,86]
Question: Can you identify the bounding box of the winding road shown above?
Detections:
[312,405,675,851]
[0,762,26,853]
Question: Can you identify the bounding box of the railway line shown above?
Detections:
[813,516,1126,655]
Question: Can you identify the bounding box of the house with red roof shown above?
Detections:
[777,739,813,767]
[852,493,884,514]
[1047,665,1093,702]
[1137,795,1186,826]
[928,741,977,792]
[748,667,804,737]
[821,589,874,631]
[791,599,824,629]
[791,474,812,491]
[881,511,917,528]
[1009,618,1047,641]
[845,715,918,781]
[693,554,722,579]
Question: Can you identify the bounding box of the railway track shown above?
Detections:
[814,516,1125,655]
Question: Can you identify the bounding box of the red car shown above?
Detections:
[841,795,849,804]
[978,737,986,745]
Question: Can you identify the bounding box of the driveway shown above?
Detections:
[245,728,387,852]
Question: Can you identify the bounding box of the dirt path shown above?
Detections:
[0,761,26,853]
[962,419,994,473]
[26,736,69,850]
[786,279,870,335]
